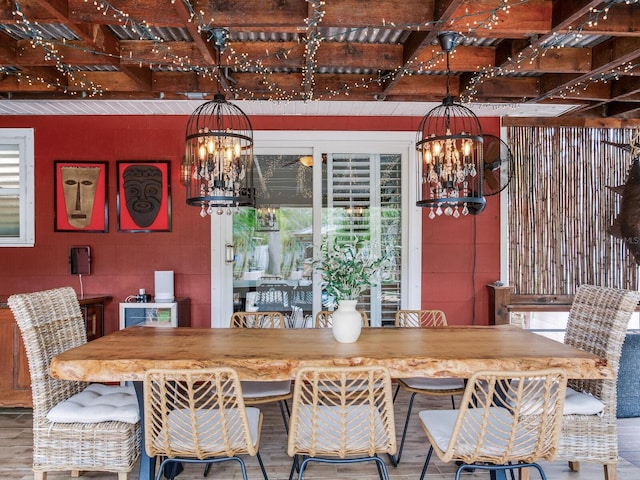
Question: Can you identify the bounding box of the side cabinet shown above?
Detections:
[0,295,111,408]
[0,306,31,407]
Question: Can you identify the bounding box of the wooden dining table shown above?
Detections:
[50,325,612,480]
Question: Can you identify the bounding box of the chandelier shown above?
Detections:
[416,32,485,219]
[184,28,255,217]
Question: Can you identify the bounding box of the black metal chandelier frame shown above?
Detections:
[183,27,255,217]
[415,32,485,218]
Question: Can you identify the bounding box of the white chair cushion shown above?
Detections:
[563,387,605,415]
[240,380,292,399]
[293,404,390,453]
[400,377,465,391]
[162,407,261,452]
[47,383,140,424]
[419,407,536,457]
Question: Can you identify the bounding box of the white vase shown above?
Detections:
[331,299,362,343]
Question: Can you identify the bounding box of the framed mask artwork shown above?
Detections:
[54,161,108,232]
[117,160,171,232]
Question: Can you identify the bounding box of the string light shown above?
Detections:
[462,0,640,104]
[3,0,636,104]
[6,1,104,96]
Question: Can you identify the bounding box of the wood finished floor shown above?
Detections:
[1,387,639,480]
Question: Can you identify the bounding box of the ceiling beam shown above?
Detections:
[534,36,640,102]
[378,0,466,100]
[26,0,152,93]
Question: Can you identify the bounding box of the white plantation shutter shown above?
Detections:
[0,144,20,237]
[379,154,402,324]
[325,153,402,326]
[0,129,34,246]
[327,154,371,241]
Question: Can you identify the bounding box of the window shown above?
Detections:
[0,129,34,246]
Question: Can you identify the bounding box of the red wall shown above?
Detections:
[0,114,500,330]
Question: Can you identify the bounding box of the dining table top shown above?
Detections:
[49,324,612,382]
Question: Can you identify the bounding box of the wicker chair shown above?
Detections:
[556,284,640,480]
[392,309,465,466]
[287,365,396,480]
[314,309,369,328]
[8,287,141,480]
[230,311,293,431]
[143,367,268,480]
[230,311,287,328]
[418,369,568,480]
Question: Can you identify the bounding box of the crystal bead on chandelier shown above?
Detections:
[416,32,485,219]
[184,28,255,217]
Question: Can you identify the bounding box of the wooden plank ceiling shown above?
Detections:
[0,0,639,118]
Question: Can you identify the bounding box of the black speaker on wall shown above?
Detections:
[69,246,91,275]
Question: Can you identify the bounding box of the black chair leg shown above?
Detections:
[163,460,183,479]
[256,452,269,480]
[453,461,546,480]
[390,391,417,466]
[278,399,290,432]
[375,454,384,480]
[373,455,391,480]
[419,446,434,480]
[288,454,300,480]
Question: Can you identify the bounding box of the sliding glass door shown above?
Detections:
[210,132,419,328]
[232,153,313,326]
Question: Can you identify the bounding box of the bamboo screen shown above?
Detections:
[507,126,638,295]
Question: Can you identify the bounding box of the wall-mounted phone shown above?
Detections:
[69,246,91,275]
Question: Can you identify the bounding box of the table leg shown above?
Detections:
[490,470,507,480]
[134,381,156,480]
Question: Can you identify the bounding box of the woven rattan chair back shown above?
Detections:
[392,308,464,466]
[229,311,292,431]
[564,285,640,404]
[10,287,88,421]
[287,365,396,479]
[8,287,140,480]
[418,369,568,480]
[144,368,259,458]
[556,284,640,478]
[231,311,286,328]
[395,309,447,327]
[445,369,566,464]
[314,310,369,328]
[144,368,268,480]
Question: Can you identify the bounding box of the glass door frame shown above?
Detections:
[210,130,422,327]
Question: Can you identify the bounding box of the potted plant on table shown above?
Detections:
[317,241,391,343]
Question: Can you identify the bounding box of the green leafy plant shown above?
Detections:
[317,241,391,304]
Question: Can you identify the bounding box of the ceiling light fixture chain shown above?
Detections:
[415,32,485,219]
